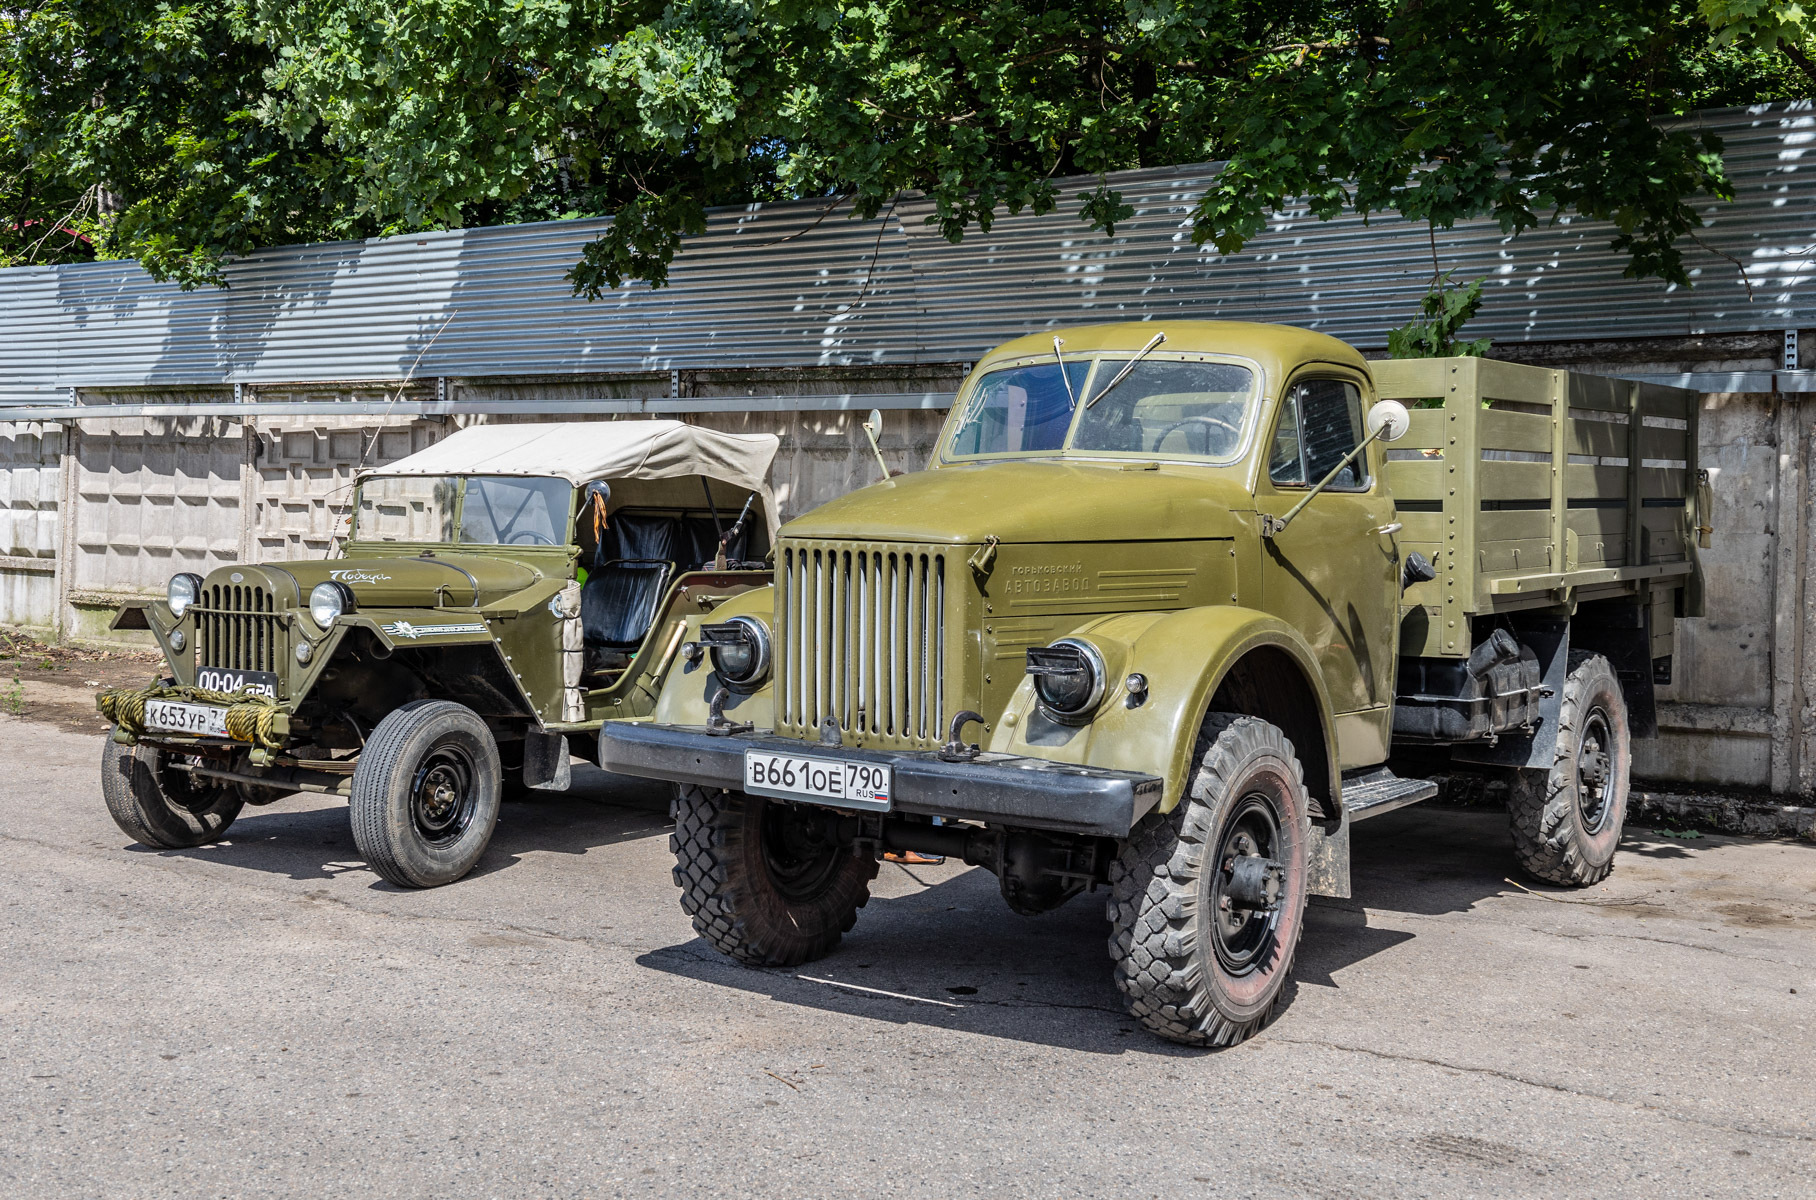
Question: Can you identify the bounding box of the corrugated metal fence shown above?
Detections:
[1,103,1811,406]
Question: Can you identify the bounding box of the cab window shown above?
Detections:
[1269,379,1366,489]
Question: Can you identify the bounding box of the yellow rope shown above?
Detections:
[97,683,285,748]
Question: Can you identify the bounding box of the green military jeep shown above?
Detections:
[100,420,778,887]
[600,322,1706,1046]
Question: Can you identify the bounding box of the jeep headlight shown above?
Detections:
[1026,638,1106,721]
[701,616,770,687]
[167,573,204,619]
[309,581,355,629]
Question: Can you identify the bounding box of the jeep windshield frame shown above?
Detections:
[351,474,577,548]
[938,351,1264,467]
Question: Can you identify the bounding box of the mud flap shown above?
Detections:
[1306,813,1350,899]
[522,729,573,792]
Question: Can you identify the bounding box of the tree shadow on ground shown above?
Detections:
[134,763,675,885]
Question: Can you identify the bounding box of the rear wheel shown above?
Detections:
[1108,714,1311,1046]
[349,700,502,888]
[1509,652,1630,886]
[100,734,244,849]
[671,785,878,966]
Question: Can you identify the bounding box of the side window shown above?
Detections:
[1269,379,1365,489]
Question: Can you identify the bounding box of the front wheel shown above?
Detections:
[672,785,878,966]
[349,700,502,888]
[1509,652,1631,886]
[1108,714,1311,1047]
[101,734,244,848]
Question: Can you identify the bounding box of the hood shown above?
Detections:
[781,460,1251,545]
[211,554,542,610]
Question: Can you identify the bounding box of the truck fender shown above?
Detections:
[988,605,1342,819]
[648,586,777,730]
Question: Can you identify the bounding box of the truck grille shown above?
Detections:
[776,541,954,749]
[194,583,284,674]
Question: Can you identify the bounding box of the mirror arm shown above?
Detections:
[1261,425,1387,540]
[861,410,891,482]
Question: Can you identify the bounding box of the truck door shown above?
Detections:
[1255,373,1400,765]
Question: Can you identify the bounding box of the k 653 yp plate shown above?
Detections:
[143,699,229,737]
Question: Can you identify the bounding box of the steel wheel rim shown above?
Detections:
[1210,792,1283,977]
[1576,707,1614,834]
[160,752,230,812]
[411,742,478,847]
[761,802,842,902]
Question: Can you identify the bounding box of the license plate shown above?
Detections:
[143,699,229,737]
[744,749,892,811]
[195,667,279,698]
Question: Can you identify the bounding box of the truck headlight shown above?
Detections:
[167,573,204,618]
[309,581,355,628]
[702,616,770,687]
[1026,638,1106,721]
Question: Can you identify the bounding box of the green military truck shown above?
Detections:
[599,322,1708,1046]
[99,420,778,888]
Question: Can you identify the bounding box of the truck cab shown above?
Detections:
[600,322,1705,1047]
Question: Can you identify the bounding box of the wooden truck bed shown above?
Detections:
[1374,357,1707,660]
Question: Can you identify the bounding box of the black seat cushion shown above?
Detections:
[581,560,675,653]
[606,512,682,565]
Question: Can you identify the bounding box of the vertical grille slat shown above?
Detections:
[193,579,285,677]
[776,539,952,750]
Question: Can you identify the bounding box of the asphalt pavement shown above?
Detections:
[3,716,1813,1199]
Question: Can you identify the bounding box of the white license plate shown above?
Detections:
[143,699,229,737]
[744,749,892,811]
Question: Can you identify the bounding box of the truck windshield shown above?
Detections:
[947,357,1257,463]
[353,475,571,545]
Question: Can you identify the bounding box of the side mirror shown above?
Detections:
[1366,399,1410,443]
[861,407,890,481]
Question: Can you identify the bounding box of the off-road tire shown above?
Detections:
[1108,714,1311,1047]
[672,785,879,967]
[1509,652,1630,886]
[350,700,502,888]
[100,733,244,849]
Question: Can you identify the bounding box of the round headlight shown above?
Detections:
[703,616,771,687]
[309,581,353,628]
[167,573,203,618]
[1026,638,1106,720]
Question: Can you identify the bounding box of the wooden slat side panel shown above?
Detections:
[1566,509,1629,568]
[1566,463,1628,499]
[1476,359,1562,408]
[1568,373,1629,413]
[1638,383,1694,420]
[1567,418,1627,458]
[1478,459,1551,500]
[1639,424,1690,462]
[1479,409,1553,454]
[1640,467,1687,499]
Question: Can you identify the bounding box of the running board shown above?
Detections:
[1342,768,1440,821]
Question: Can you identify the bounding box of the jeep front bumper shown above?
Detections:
[598,723,1164,838]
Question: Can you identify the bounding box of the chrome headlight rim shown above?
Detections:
[703,615,771,689]
[1027,637,1107,723]
[167,572,204,619]
[308,581,355,629]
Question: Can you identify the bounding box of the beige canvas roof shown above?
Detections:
[359,420,781,534]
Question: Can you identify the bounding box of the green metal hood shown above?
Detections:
[257,554,545,609]
[780,460,1250,545]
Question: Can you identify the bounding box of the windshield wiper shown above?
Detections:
[1052,337,1077,407]
[1083,331,1167,409]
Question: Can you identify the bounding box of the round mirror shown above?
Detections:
[866,407,884,437]
[1366,399,1411,442]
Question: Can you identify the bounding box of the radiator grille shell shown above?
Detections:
[774,540,972,751]
[193,582,286,678]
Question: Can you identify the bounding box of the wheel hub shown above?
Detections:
[761,802,843,902]
[1576,707,1614,833]
[411,746,477,846]
[1210,794,1285,976]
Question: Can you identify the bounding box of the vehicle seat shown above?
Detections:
[580,512,684,675]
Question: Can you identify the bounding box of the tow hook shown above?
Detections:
[938,711,985,762]
[703,686,753,737]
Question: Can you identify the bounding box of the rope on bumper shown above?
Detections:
[97,683,285,748]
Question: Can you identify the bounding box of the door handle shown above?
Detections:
[1374,522,1403,536]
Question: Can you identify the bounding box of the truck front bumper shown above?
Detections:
[599,723,1164,838]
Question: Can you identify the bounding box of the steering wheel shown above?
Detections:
[506,530,556,546]
[1153,414,1241,455]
